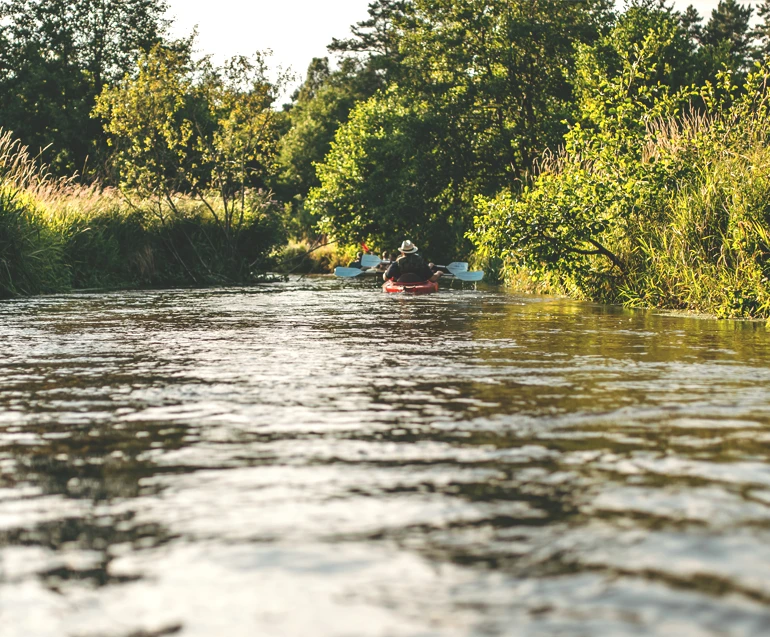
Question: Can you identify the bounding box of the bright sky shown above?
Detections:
[165,0,760,103]
[166,0,372,102]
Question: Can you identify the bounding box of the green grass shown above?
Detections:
[472,66,770,320]
[0,130,284,299]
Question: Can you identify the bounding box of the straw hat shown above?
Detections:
[398,240,418,254]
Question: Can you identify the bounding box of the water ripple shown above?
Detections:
[2,280,770,636]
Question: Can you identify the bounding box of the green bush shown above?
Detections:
[274,240,348,274]
[0,130,286,298]
[471,19,770,318]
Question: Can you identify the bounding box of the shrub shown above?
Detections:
[471,35,770,318]
[0,129,286,297]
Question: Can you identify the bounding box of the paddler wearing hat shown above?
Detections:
[383,240,442,283]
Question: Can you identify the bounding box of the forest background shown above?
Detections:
[2,0,770,318]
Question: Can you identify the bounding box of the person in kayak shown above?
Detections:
[376,251,391,271]
[383,240,442,283]
[347,252,364,268]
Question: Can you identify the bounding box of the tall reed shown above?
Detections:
[0,129,285,298]
[472,65,770,319]
[0,131,68,297]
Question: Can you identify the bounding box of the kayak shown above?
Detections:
[382,279,438,295]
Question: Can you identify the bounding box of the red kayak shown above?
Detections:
[382,279,438,295]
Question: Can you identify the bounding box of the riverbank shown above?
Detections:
[471,51,770,321]
[0,186,282,298]
[0,134,285,299]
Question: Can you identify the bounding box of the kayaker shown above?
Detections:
[383,240,442,283]
[347,252,364,268]
[376,251,390,272]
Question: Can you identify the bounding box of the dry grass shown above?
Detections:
[0,128,284,297]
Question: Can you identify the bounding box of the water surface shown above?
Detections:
[2,278,770,636]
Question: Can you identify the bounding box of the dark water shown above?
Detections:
[2,278,770,636]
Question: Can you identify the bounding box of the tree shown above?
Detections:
[471,10,698,298]
[308,92,465,258]
[275,2,414,239]
[575,0,699,119]
[754,0,770,58]
[680,4,703,43]
[290,57,332,104]
[309,0,614,256]
[0,0,170,176]
[275,57,381,237]
[700,0,754,74]
[328,0,412,84]
[94,44,287,267]
[70,0,172,94]
[389,0,614,183]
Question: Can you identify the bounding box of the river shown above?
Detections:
[2,277,770,636]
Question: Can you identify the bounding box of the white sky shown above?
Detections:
[166,0,372,101]
[165,0,760,103]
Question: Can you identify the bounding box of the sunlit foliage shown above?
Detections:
[308,0,612,258]
[0,0,170,176]
[472,29,770,318]
[94,44,287,272]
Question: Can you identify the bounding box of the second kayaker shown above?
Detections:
[383,240,442,283]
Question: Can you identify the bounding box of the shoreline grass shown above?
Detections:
[472,62,770,320]
[0,130,284,299]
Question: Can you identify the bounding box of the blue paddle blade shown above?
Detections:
[452,270,484,282]
[334,267,367,278]
[360,254,381,268]
[445,262,468,273]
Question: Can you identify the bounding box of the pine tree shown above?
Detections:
[754,0,770,58]
[680,4,703,43]
[701,0,753,66]
[328,0,412,83]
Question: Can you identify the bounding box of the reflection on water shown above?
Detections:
[2,278,770,636]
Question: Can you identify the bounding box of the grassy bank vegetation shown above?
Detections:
[0,131,283,299]
[275,240,349,275]
[7,0,770,316]
[472,27,770,318]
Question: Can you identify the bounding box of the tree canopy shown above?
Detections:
[95,45,285,235]
[0,0,170,175]
[3,0,769,274]
[306,0,614,257]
